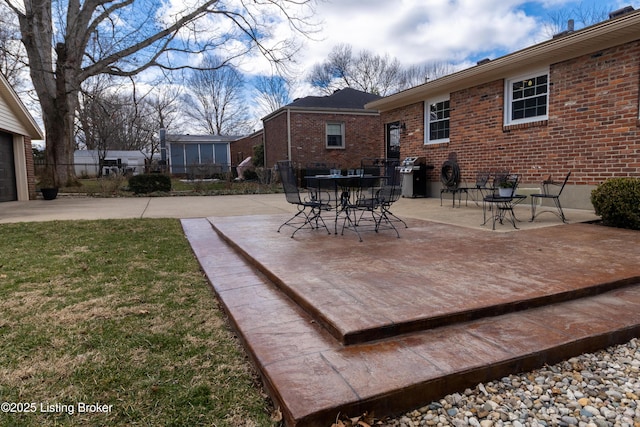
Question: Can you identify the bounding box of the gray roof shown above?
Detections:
[166,134,239,143]
[287,88,382,110]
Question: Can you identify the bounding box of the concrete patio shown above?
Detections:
[4,192,638,426]
[181,196,640,426]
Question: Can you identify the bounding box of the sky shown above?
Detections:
[237,0,640,100]
[21,0,640,141]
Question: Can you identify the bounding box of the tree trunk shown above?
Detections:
[39,42,79,187]
[42,103,76,187]
[18,3,80,187]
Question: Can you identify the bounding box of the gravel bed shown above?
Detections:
[378,338,640,427]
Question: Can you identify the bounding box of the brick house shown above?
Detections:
[366,7,640,209]
[261,88,385,170]
[231,129,263,166]
[0,73,43,202]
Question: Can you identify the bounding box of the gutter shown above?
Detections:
[366,9,640,112]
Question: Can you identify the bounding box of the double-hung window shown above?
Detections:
[425,96,450,144]
[505,69,549,125]
[326,122,345,149]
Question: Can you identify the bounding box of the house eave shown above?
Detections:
[0,73,44,139]
[366,9,640,112]
[262,106,379,122]
[165,134,239,143]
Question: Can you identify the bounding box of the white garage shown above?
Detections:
[0,73,43,202]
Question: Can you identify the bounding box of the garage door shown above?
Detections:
[0,131,17,202]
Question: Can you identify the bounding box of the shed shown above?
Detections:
[74,150,158,177]
[162,134,236,177]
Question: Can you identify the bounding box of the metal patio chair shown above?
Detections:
[276,160,331,238]
[340,174,378,242]
[530,171,571,223]
[304,162,339,212]
[458,170,491,206]
[483,173,521,229]
[341,160,405,240]
[374,164,406,237]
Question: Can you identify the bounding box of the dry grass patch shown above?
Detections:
[0,219,277,427]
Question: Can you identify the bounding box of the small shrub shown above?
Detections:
[591,177,640,230]
[255,167,273,184]
[242,169,259,181]
[98,174,127,196]
[252,143,264,167]
[128,173,172,194]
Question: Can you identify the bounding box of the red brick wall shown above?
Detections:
[263,112,289,168]
[289,112,383,169]
[24,136,36,199]
[385,40,640,189]
[264,110,383,170]
[231,131,263,166]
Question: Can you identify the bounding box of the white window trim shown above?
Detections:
[326,122,345,149]
[424,95,450,145]
[504,67,550,126]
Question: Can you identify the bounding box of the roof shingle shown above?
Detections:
[287,87,381,110]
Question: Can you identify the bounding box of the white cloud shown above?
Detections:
[300,0,526,66]
[283,0,637,78]
[147,0,640,128]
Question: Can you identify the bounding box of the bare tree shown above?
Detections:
[118,83,157,154]
[77,77,125,173]
[183,55,251,135]
[253,74,292,116]
[2,0,317,186]
[77,76,176,174]
[0,2,28,93]
[308,43,406,96]
[144,86,183,168]
[148,87,182,134]
[543,2,610,38]
[398,62,456,90]
[309,44,353,94]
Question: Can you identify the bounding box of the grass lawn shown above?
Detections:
[0,219,278,427]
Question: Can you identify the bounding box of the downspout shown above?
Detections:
[159,128,166,164]
[287,108,292,161]
[262,126,267,167]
